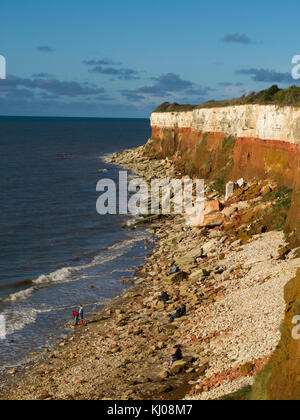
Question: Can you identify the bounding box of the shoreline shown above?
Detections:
[1,145,299,400]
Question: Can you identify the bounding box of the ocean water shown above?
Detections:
[0,116,152,367]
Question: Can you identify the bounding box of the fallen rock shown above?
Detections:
[189,269,210,281]
[176,248,203,266]
[205,200,221,215]
[261,185,271,196]
[225,181,239,201]
[222,205,237,218]
[167,271,189,284]
[154,370,169,382]
[201,213,224,228]
[170,360,187,374]
[278,246,291,260]
[237,178,245,188]
[202,239,217,255]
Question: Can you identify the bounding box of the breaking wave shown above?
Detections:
[1,230,150,304]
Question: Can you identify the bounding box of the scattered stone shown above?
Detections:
[2,147,296,403]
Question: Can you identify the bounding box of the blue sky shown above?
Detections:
[0,0,299,118]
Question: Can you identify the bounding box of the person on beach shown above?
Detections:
[167,266,180,277]
[169,304,186,323]
[73,310,79,326]
[180,304,186,317]
[168,345,183,369]
[79,304,84,325]
[169,307,182,323]
[158,291,170,308]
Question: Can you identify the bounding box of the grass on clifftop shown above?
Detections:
[154,85,300,113]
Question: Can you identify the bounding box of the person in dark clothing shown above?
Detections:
[180,304,186,317]
[169,304,187,323]
[158,291,170,308]
[168,345,183,369]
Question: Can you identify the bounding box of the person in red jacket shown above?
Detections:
[73,310,79,325]
[168,345,183,369]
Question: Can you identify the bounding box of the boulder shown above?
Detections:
[261,185,271,196]
[222,205,237,218]
[157,342,166,349]
[278,246,291,260]
[225,181,237,201]
[225,181,243,201]
[201,213,224,228]
[167,271,189,284]
[202,239,217,255]
[205,200,221,215]
[237,178,245,188]
[154,370,169,382]
[170,360,187,374]
[189,269,210,281]
[175,247,203,267]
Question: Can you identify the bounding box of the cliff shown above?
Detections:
[146,100,300,400]
[149,104,300,241]
[151,105,300,143]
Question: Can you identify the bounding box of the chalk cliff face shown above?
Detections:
[147,103,300,400]
[149,105,300,238]
[151,105,300,144]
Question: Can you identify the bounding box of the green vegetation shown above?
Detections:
[154,102,197,113]
[211,166,230,195]
[261,186,293,231]
[262,185,292,211]
[222,135,236,149]
[218,385,252,401]
[210,136,236,194]
[153,85,300,113]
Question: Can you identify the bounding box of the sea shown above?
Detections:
[0,116,152,368]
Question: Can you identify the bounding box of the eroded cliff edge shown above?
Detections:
[147,103,300,400]
[149,104,300,244]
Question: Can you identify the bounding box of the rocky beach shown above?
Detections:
[1,143,299,401]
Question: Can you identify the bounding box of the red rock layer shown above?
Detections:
[150,126,300,239]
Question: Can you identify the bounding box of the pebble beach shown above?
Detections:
[1,144,298,401]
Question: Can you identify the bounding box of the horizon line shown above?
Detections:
[0,114,150,120]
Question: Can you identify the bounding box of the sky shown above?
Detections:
[0,0,300,118]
